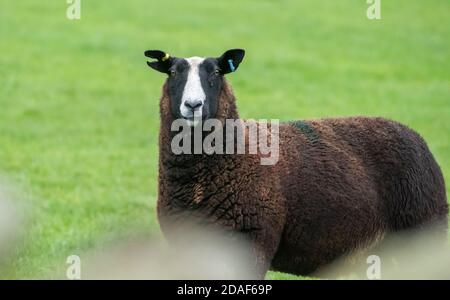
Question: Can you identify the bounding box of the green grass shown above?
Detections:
[0,0,449,279]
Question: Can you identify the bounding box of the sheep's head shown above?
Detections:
[145,49,245,127]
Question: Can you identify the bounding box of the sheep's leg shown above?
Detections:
[239,196,285,279]
[251,242,275,279]
[245,225,284,279]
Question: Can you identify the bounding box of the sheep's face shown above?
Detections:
[145,49,245,126]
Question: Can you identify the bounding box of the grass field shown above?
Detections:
[0,0,449,279]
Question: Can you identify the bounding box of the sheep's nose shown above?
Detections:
[184,100,203,110]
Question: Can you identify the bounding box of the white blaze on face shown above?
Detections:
[180,57,206,127]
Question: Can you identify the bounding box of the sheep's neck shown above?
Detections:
[159,82,241,168]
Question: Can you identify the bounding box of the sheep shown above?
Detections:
[144,48,449,279]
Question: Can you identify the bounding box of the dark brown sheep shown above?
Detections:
[146,49,448,278]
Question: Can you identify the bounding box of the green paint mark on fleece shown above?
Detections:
[289,120,320,143]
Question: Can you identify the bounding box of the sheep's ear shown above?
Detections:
[217,49,245,74]
[144,50,173,74]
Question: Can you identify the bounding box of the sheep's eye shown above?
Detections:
[170,70,176,77]
[213,69,220,76]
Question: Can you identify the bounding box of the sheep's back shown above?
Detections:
[271,116,447,275]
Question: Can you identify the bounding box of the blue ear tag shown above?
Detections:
[228,59,236,72]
